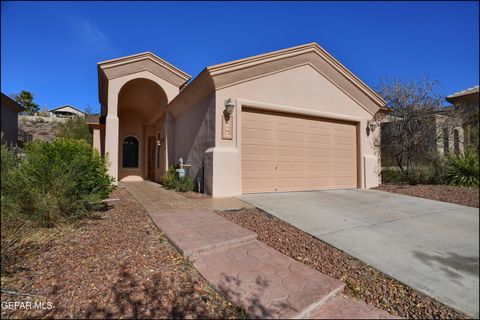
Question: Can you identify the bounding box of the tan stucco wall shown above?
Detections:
[172,93,216,193]
[435,114,464,155]
[211,64,381,197]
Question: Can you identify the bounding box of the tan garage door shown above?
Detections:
[242,108,358,193]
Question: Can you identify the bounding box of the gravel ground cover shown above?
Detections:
[219,207,469,319]
[1,187,242,319]
[374,184,479,208]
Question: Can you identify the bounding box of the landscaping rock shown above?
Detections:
[219,207,470,319]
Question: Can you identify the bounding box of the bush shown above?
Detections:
[57,116,92,145]
[405,166,431,185]
[381,167,402,184]
[1,138,114,226]
[175,176,194,192]
[161,166,178,189]
[161,165,194,192]
[445,151,479,187]
[405,153,447,185]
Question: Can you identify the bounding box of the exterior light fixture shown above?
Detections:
[224,98,235,116]
[367,119,378,133]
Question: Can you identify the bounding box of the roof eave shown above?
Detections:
[206,42,386,109]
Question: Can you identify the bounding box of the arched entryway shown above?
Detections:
[94,52,191,184]
[117,78,168,181]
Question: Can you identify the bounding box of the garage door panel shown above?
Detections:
[242,145,275,159]
[242,108,357,193]
[243,179,275,193]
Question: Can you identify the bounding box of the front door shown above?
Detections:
[147,136,155,180]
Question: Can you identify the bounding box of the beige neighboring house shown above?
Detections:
[88,43,387,197]
[446,85,479,149]
[1,92,25,144]
[49,105,86,118]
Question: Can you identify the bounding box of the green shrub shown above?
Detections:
[381,167,402,184]
[161,165,194,192]
[57,116,92,145]
[405,166,430,185]
[161,165,178,189]
[405,153,448,185]
[1,138,114,226]
[175,176,194,192]
[445,151,479,187]
[1,144,19,217]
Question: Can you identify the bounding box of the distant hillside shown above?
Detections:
[18,116,67,142]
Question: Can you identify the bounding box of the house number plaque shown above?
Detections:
[222,113,233,140]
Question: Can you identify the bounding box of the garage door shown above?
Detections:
[242,108,358,193]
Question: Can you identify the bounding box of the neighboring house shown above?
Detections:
[380,108,464,165]
[87,43,387,197]
[17,105,86,143]
[49,105,86,118]
[1,92,25,144]
[446,85,479,150]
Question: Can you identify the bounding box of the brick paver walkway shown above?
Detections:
[122,181,398,319]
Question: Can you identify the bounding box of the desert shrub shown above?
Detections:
[405,166,432,185]
[161,165,194,192]
[57,115,92,145]
[161,165,178,189]
[175,176,194,192]
[1,138,114,226]
[381,167,402,184]
[406,153,447,185]
[384,153,447,185]
[1,144,19,217]
[445,151,479,187]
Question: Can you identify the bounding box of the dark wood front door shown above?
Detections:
[147,136,155,180]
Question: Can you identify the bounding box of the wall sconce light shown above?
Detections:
[156,138,164,146]
[367,118,378,133]
[224,98,235,116]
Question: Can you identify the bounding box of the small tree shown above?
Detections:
[11,90,39,115]
[38,106,50,116]
[378,76,455,173]
[57,115,93,145]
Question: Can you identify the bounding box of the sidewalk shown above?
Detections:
[122,181,397,319]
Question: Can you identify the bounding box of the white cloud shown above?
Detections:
[74,17,114,53]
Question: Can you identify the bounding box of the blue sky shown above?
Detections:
[1,1,479,113]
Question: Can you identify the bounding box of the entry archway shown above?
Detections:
[117,78,168,181]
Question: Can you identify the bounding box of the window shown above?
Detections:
[443,128,449,155]
[123,136,139,168]
[454,129,460,154]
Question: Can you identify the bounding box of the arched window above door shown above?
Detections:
[123,136,139,168]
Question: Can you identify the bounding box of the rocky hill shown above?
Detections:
[18,116,66,142]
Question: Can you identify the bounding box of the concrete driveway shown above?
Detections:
[238,189,479,318]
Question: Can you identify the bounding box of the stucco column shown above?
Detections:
[92,127,101,153]
[165,112,175,166]
[105,90,119,185]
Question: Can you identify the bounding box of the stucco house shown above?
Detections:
[49,105,87,118]
[380,108,464,166]
[88,43,387,197]
[1,92,25,144]
[446,85,479,150]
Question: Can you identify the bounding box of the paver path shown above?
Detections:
[122,181,398,319]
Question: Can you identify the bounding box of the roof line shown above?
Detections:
[49,105,87,114]
[206,42,386,107]
[97,51,191,81]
